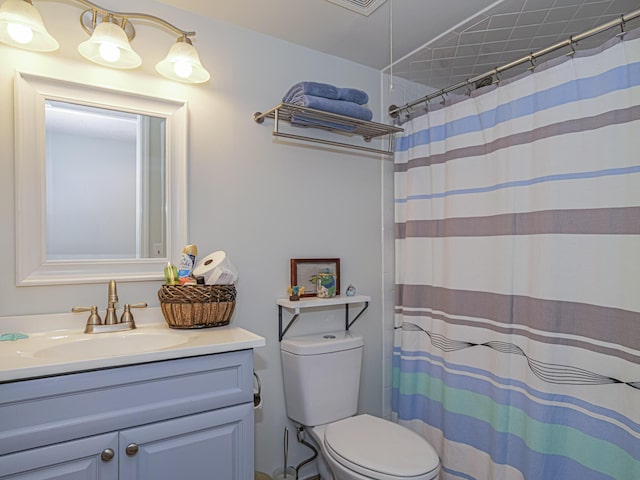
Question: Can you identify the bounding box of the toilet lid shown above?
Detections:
[324,415,440,480]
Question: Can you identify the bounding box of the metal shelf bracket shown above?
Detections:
[279,307,299,342]
[346,301,369,330]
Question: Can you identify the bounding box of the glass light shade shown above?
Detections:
[156,38,210,84]
[0,0,58,51]
[78,20,141,69]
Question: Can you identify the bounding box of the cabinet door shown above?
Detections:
[119,403,253,480]
[0,433,118,480]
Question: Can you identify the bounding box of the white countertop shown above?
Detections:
[0,307,265,383]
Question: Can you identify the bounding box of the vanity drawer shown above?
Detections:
[0,349,253,455]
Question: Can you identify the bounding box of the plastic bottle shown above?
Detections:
[177,244,198,282]
[164,262,179,285]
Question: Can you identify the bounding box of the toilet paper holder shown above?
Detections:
[253,371,262,409]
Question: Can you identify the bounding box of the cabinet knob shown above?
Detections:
[125,443,139,456]
[101,448,115,462]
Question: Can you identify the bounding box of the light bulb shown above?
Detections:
[78,19,141,69]
[99,42,120,63]
[7,22,33,44]
[173,60,192,79]
[0,0,58,51]
[156,36,210,83]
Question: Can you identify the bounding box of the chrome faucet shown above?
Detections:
[72,280,147,334]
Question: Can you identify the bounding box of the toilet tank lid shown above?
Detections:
[280,331,363,355]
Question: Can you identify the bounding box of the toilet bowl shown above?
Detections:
[308,415,440,480]
[280,331,441,480]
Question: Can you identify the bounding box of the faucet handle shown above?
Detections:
[72,305,93,312]
[120,304,135,326]
[72,305,102,327]
[120,302,147,326]
[119,302,147,325]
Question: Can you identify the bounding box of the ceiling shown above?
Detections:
[158,0,640,91]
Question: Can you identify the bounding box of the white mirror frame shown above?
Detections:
[14,71,188,286]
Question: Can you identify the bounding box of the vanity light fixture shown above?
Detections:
[0,0,58,51]
[0,0,211,84]
[155,35,210,83]
[78,12,141,69]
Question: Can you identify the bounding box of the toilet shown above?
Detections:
[281,331,440,480]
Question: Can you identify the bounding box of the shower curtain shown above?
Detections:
[392,29,640,480]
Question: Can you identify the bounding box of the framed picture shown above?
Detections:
[290,258,340,297]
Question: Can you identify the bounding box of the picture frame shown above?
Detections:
[290,258,340,297]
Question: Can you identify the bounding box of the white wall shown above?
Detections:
[0,0,389,476]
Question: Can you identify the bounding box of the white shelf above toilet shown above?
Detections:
[276,295,370,341]
[277,295,371,314]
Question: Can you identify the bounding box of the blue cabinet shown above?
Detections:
[0,433,118,479]
[120,404,253,480]
[0,350,254,480]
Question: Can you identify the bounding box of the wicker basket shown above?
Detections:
[158,284,236,329]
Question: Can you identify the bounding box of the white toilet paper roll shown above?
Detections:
[192,251,238,285]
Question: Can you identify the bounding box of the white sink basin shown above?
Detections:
[0,307,266,382]
[30,331,189,360]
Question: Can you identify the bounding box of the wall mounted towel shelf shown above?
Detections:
[277,295,370,341]
[254,103,403,155]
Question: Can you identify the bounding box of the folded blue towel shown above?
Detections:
[336,87,369,105]
[283,82,338,102]
[291,115,356,132]
[287,94,373,121]
[283,82,369,105]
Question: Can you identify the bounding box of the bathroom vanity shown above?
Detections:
[0,309,265,480]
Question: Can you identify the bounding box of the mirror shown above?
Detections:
[15,71,187,285]
[45,101,166,260]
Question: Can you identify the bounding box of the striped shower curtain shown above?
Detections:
[392,30,640,480]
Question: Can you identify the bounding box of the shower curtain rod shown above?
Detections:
[388,8,640,119]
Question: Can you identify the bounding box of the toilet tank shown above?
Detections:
[281,331,363,427]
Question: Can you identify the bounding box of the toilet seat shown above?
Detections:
[323,414,440,480]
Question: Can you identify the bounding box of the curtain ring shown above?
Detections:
[616,16,626,38]
[440,93,447,105]
[566,36,576,56]
[527,54,536,71]
[493,68,501,85]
